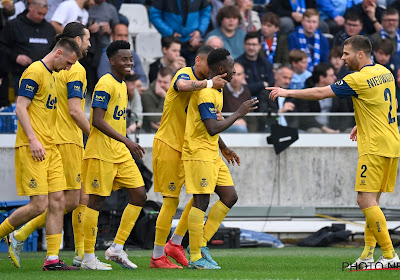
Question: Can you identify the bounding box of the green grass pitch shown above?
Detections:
[0,247,398,279]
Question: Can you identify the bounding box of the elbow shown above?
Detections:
[92,118,100,130]
[206,127,218,136]
[69,109,79,121]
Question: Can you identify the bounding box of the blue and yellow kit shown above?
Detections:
[15,60,66,196]
[331,63,400,192]
[53,61,87,190]
[182,87,233,194]
[83,73,143,196]
[152,67,201,197]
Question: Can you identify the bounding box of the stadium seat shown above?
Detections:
[119,3,157,36]
[135,31,163,64]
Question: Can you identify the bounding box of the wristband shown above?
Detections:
[206,79,213,88]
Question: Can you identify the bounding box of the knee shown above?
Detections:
[88,195,105,211]
[65,200,79,213]
[30,198,48,216]
[222,191,238,209]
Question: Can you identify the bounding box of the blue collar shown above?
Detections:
[360,63,375,70]
[191,66,200,81]
[109,72,123,83]
[40,60,52,74]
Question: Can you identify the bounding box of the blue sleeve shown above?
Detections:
[288,32,299,51]
[92,91,111,109]
[132,52,147,84]
[320,35,330,62]
[67,81,84,99]
[149,6,174,37]
[18,79,39,100]
[330,80,358,98]
[317,0,339,20]
[198,4,211,36]
[198,102,217,121]
[173,73,191,91]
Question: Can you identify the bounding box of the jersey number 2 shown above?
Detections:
[384,88,396,124]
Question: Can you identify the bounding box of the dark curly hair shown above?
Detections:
[106,40,130,59]
[207,48,231,71]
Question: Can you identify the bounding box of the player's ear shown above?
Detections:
[55,49,63,58]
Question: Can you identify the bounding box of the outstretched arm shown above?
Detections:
[267,85,336,101]
[175,73,228,92]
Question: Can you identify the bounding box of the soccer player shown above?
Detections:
[183,48,258,269]
[268,35,400,269]
[7,22,91,268]
[0,38,81,271]
[150,45,229,269]
[81,40,146,270]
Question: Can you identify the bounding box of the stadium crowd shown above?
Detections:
[0,0,400,133]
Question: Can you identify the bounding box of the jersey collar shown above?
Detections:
[360,63,375,71]
[191,66,200,81]
[109,72,123,83]
[40,60,52,74]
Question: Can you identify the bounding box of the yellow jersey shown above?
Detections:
[84,73,131,163]
[181,87,223,162]
[154,67,201,152]
[331,63,400,157]
[54,61,87,147]
[15,60,57,149]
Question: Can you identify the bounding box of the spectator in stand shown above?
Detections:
[373,38,400,78]
[0,0,16,107]
[222,62,257,132]
[0,0,56,94]
[270,65,295,127]
[236,0,261,32]
[236,31,275,97]
[50,0,93,34]
[149,0,211,66]
[205,5,246,59]
[372,8,400,55]
[329,46,350,80]
[97,23,147,84]
[288,49,312,89]
[259,12,289,66]
[148,36,186,84]
[286,63,340,133]
[345,0,384,35]
[268,0,316,34]
[126,73,143,134]
[142,67,174,133]
[317,0,350,35]
[333,11,364,47]
[81,0,119,92]
[205,35,225,48]
[288,9,330,72]
[45,0,64,22]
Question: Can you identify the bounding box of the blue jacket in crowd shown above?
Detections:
[149,0,211,42]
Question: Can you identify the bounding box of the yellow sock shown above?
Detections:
[46,233,62,257]
[114,204,142,246]
[188,207,205,262]
[363,206,395,259]
[72,204,86,257]
[360,219,376,260]
[202,200,230,247]
[15,209,47,241]
[154,197,179,246]
[174,197,193,237]
[83,207,99,254]
[0,218,15,239]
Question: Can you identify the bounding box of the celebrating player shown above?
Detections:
[81,40,146,270]
[7,22,91,268]
[0,38,81,271]
[183,48,258,269]
[268,35,400,269]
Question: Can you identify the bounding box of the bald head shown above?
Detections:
[206,36,224,49]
